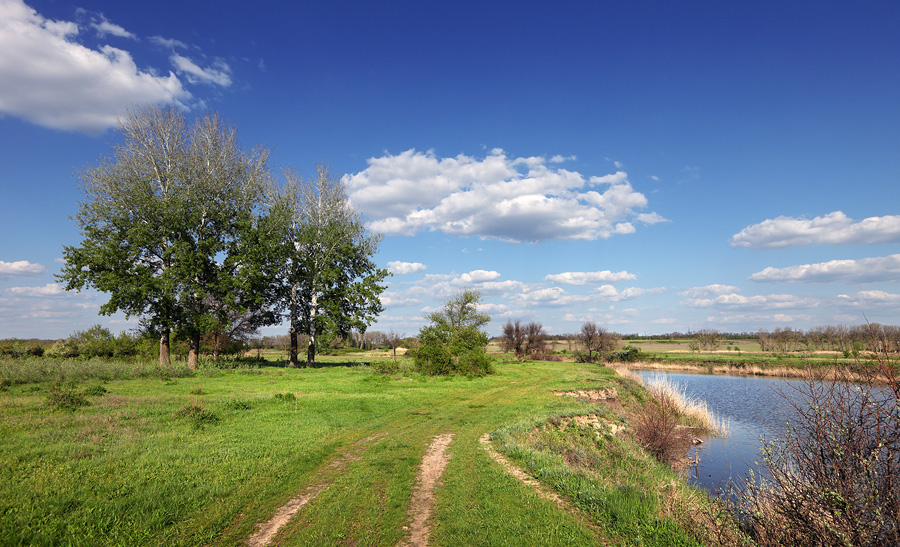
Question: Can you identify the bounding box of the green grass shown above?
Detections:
[0,357,737,546]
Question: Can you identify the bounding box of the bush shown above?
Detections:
[0,339,45,358]
[741,347,900,546]
[455,349,495,377]
[607,345,641,363]
[632,398,692,468]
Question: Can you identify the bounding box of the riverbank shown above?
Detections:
[619,358,894,384]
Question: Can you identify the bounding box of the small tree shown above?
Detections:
[501,320,526,360]
[413,290,493,376]
[385,329,404,363]
[524,321,547,359]
[575,322,618,363]
[694,329,723,351]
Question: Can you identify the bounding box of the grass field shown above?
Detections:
[0,356,740,546]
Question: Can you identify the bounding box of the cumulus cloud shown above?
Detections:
[731,211,900,249]
[344,149,665,243]
[0,260,45,277]
[544,269,636,286]
[0,0,190,133]
[750,254,900,284]
[387,261,426,275]
[170,54,232,87]
[678,284,741,298]
[457,270,501,283]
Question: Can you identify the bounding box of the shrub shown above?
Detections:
[273,392,297,402]
[371,360,399,375]
[607,345,641,363]
[632,398,692,468]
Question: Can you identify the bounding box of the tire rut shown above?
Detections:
[398,433,455,547]
[245,434,383,547]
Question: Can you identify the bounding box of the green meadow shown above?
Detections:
[0,356,740,546]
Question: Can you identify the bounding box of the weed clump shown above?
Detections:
[46,382,90,411]
[175,404,219,429]
[223,398,252,410]
[273,392,296,402]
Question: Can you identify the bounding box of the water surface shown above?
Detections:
[635,370,807,496]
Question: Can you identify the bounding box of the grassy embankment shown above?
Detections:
[0,353,742,546]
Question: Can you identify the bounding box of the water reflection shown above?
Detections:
[635,370,808,497]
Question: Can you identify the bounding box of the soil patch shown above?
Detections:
[246,434,382,547]
[399,433,454,547]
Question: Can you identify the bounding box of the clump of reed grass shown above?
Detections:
[643,375,730,437]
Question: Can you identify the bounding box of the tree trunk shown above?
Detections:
[188,333,200,369]
[289,322,299,367]
[289,284,299,367]
[307,334,315,367]
[159,330,171,367]
[306,291,317,367]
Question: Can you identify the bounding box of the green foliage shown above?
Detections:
[56,106,278,367]
[273,392,297,402]
[0,339,46,358]
[413,290,494,376]
[272,165,388,365]
[606,345,641,363]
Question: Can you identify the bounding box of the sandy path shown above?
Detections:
[246,434,382,547]
[399,433,455,547]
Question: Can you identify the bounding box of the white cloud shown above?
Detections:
[170,54,232,87]
[678,284,741,298]
[0,0,191,133]
[90,15,135,39]
[6,283,74,297]
[836,290,900,307]
[387,261,426,275]
[149,35,187,49]
[0,260,45,277]
[457,270,501,283]
[682,292,819,310]
[750,254,900,284]
[545,270,637,286]
[344,149,665,243]
[709,312,816,325]
[731,211,900,249]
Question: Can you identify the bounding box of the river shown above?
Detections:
[635,370,810,497]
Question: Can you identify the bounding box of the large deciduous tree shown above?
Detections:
[272,165,388,366]
[58,106,273,367]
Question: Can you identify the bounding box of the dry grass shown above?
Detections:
[615,368,730,437]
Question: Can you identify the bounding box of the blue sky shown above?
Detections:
[1,0,899,340]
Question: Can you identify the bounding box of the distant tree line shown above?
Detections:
[57,106,387,369]
[756,324,900,354]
